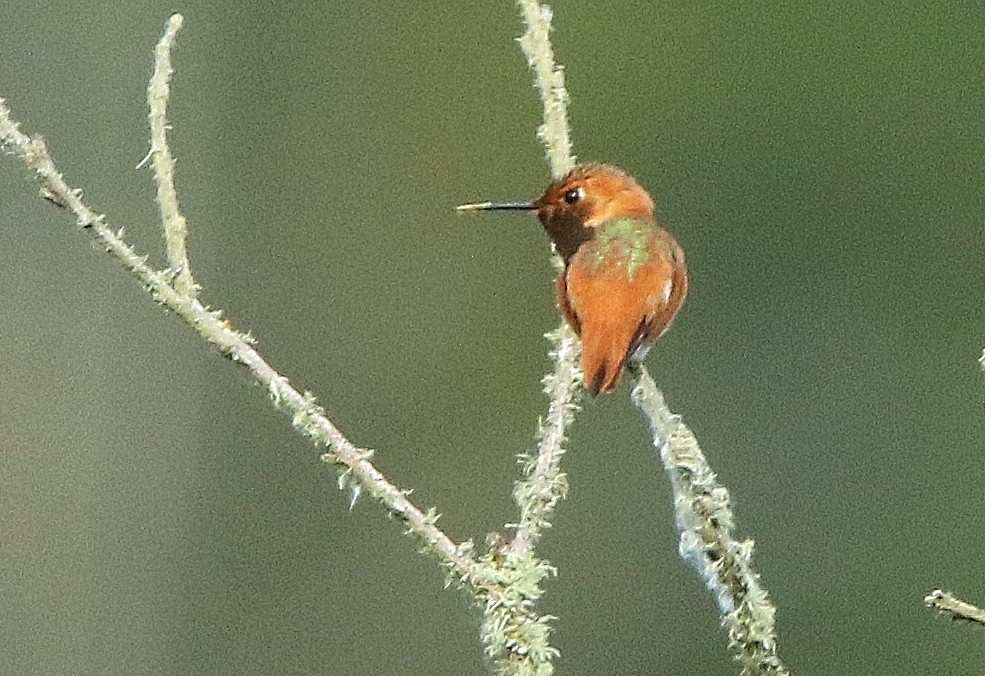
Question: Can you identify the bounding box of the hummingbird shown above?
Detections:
[458,163,688,397]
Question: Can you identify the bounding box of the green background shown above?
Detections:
[2,2,984,674]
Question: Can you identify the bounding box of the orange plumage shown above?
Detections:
[460,163,688,396]
[558,224,687,395]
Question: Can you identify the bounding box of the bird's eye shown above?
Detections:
[563,187,584,205]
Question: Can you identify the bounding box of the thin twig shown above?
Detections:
[145,14,197,298]
[507,326,579,560]
[464,4,584,673]
[507,0,580,561]
[515,0,574,179]
[925,589,985,626]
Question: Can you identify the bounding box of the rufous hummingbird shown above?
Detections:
[459,163,688,397]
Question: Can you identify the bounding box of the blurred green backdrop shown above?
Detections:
[2,2,985,674]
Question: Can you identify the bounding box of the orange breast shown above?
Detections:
[557,229,687,396]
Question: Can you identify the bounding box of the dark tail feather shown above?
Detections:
[586,359,622,397]
[582,317,647,397]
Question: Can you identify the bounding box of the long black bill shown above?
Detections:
[456,201,536,212]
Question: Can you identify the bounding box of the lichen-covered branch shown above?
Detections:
[0,95,480,579]
[515,0,574,179]
[479,3,583,673]
[1,8,788,675]
[0,14,555,636]
[925,589,985,626]
[506,0,580,562]
[0,11,583,668]
[143,14,197,298]
[630,364,788,675]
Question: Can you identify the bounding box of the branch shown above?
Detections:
[630,365,789,675]
[515,0,574,179]
[0,94,468,567]
[925,589,985,627]
[508,3,789,673]
[1,10,787,675]
[141,14,197,298]
[506,0,580,561]
[479,4,583,672]
[0,15,545,638]
[0,12,579,671]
